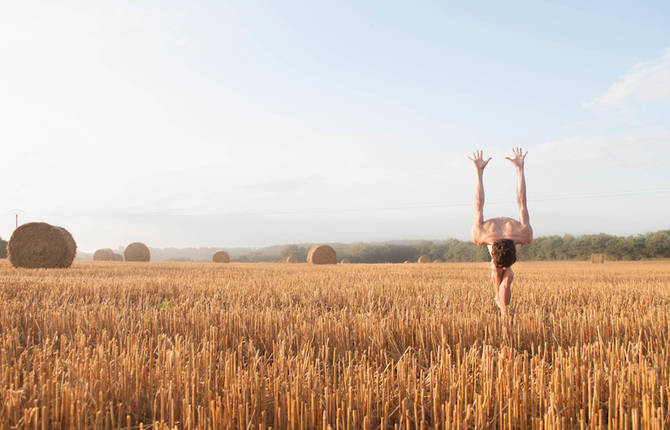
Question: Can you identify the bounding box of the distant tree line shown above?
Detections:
[517,231,670,261]
[273,230,670,264]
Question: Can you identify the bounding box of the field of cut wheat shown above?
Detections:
[0,259,669,429]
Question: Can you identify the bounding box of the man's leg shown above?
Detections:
[491,264,505,311]
[498,267,514,317]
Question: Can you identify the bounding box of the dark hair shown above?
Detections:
[491,239,516,268]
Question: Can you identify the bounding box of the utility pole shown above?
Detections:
[8,209,24,231]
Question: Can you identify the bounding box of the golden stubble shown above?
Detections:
[0,260,668,429]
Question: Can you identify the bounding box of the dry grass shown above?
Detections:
[0,260,669,429]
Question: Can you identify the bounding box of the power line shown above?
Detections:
[16,187,670,219]
[152,187,670,217]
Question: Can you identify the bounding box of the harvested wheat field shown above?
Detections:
[0,260,669,429]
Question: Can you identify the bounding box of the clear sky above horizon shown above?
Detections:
[1,1,669,251]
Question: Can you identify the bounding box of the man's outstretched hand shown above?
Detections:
[505,147,528,169]
[468,150,491,172]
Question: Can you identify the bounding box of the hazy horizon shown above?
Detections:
[2,2,669,251]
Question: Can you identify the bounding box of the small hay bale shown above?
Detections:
[403,260,410,264]
[124,242,151,262]
[590,253,605,264]
[340,258,350,264]
[212,250,230,263]
[7,222,77,268]
[285,256,298,263]
[112,252,123,261]
[307,244,337,265]
[0,238,7,259]
[93,248,116,261]
[417,255,431,264]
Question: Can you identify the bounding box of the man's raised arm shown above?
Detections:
[468,150,491,244]
[506,147,530,227]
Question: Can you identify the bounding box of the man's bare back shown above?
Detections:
[474,217,532,247]
[468,148,533,320]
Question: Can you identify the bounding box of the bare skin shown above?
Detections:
[468,148,533,319]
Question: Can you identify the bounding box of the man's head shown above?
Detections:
[491,239,516,268]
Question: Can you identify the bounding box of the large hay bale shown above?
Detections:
[93,248,115,261]
[124,242,151,262]
[285,256,298,263]
[340,258,350,264]
[417,255,431,264]
[307,244,337,265]
[7,222,77,268]
[590,253,605,264]
[212,250,230,263]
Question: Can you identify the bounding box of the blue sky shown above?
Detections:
[1,1,669,250]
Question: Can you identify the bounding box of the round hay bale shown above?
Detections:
[307,244,337,265]
[417,255,431,264]
[403,260,410,264]
[112,252,123,261]
[0,238,7,259]
[212,250,230,263]
[7,222,77,268]
[93,248,115,261]
[124,242,150,262]
[56,227,76,263]
[340,258,350,264]
[285,255,298,263]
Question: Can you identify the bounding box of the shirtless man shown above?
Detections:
[468,147,533,319]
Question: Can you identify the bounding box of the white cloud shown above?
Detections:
[585,48,670,112]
